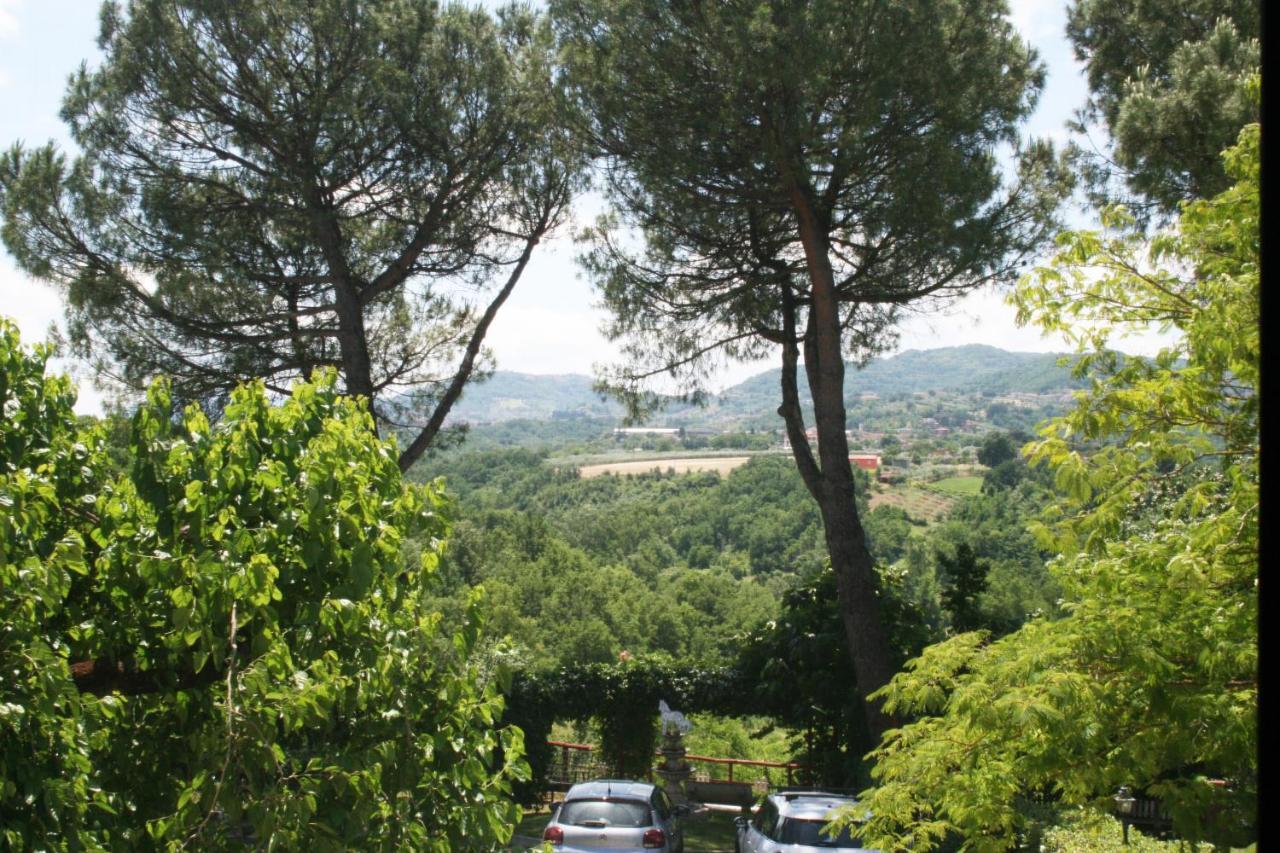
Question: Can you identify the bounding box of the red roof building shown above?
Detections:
[849,453,881,471]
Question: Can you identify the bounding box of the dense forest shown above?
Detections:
[0,0,1257,849]
[411,445,1059,671]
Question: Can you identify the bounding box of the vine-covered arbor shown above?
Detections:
[502,657,874,804]
[503,662,747,803]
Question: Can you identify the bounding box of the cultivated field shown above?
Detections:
[868,484,956,523]
[577,456,753,478]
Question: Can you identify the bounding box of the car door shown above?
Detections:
[652,788,681,851]
[741,800,779,853]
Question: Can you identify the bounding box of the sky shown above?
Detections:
[0,0,1171,415]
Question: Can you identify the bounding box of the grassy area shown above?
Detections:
[683,809,742,851]
[925,475,983,497]
[1039,809,1256,852]
[513,809,550,846]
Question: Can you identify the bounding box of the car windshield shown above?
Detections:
[559,799,652,828]
[777,817,859,847]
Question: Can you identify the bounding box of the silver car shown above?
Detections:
[542,779,688,852]
[734,791,878,852]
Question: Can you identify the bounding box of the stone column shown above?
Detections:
[655,728,693,805]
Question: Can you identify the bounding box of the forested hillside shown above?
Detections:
[445,344,1084,426]
[412,448,1060,675]
[0,0,1255,846]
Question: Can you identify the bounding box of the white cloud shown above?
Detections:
[0,0,18,86]
[1,260,61,342]
[0,0,19,39]
[485,303,616,376]
[1007,0,1065,43]
[0,259,106,414]
[894,284,1179,358]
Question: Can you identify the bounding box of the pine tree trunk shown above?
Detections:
[332,281,377,408]
[788,184,900,744]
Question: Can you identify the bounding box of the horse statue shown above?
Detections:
[658,699,693,735]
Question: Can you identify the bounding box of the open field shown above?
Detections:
[578,456,753,478]
[868,484,956,523]
[926,475,984,497]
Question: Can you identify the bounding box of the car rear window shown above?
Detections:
[559,799,652,827]
[777,817,859,847]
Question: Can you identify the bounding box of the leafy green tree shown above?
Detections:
[981,458,1025,493]
[935,543,990,635]
[976,432,1017,468]
[737,561,942,787]
[1066,0,1260,212]
[0,321,525,849]
[0,0,581,471]
[552,0,1068,740]
[864,505,914,566]
[850,119,1259,851]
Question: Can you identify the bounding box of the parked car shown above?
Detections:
[542,779,688,852]
[734,790,878,852]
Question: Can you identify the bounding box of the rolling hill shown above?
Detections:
[445,344,1085,425]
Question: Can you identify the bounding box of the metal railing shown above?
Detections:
[546,740,611,788]
[544,740,802,790]
[681,752,801,787]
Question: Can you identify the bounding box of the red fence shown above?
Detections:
[545,740,802,788]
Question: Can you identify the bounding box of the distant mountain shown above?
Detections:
[447,372,621,423]
[445,345,1084,424]
[671,345,1084,423]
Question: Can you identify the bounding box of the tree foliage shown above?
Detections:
[421,454,819,668]
[0,0,581,471]
[976,432,1017,468]
[735,562,943,788]
[552,0,1068,741]
[0,321,525,849]
[848,120,1258,851]
[505,661,744,803]
[1066,0,1260,212]
[935,544,990,635]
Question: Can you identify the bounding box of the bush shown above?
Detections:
[0,320,525,849]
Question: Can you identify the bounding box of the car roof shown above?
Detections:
[769,791,859,820]
[565,779,656,801]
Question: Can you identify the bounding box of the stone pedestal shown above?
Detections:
[655,729,693,805]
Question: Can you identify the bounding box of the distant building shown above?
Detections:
[613,427,684,440]
[849,453,881,472]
